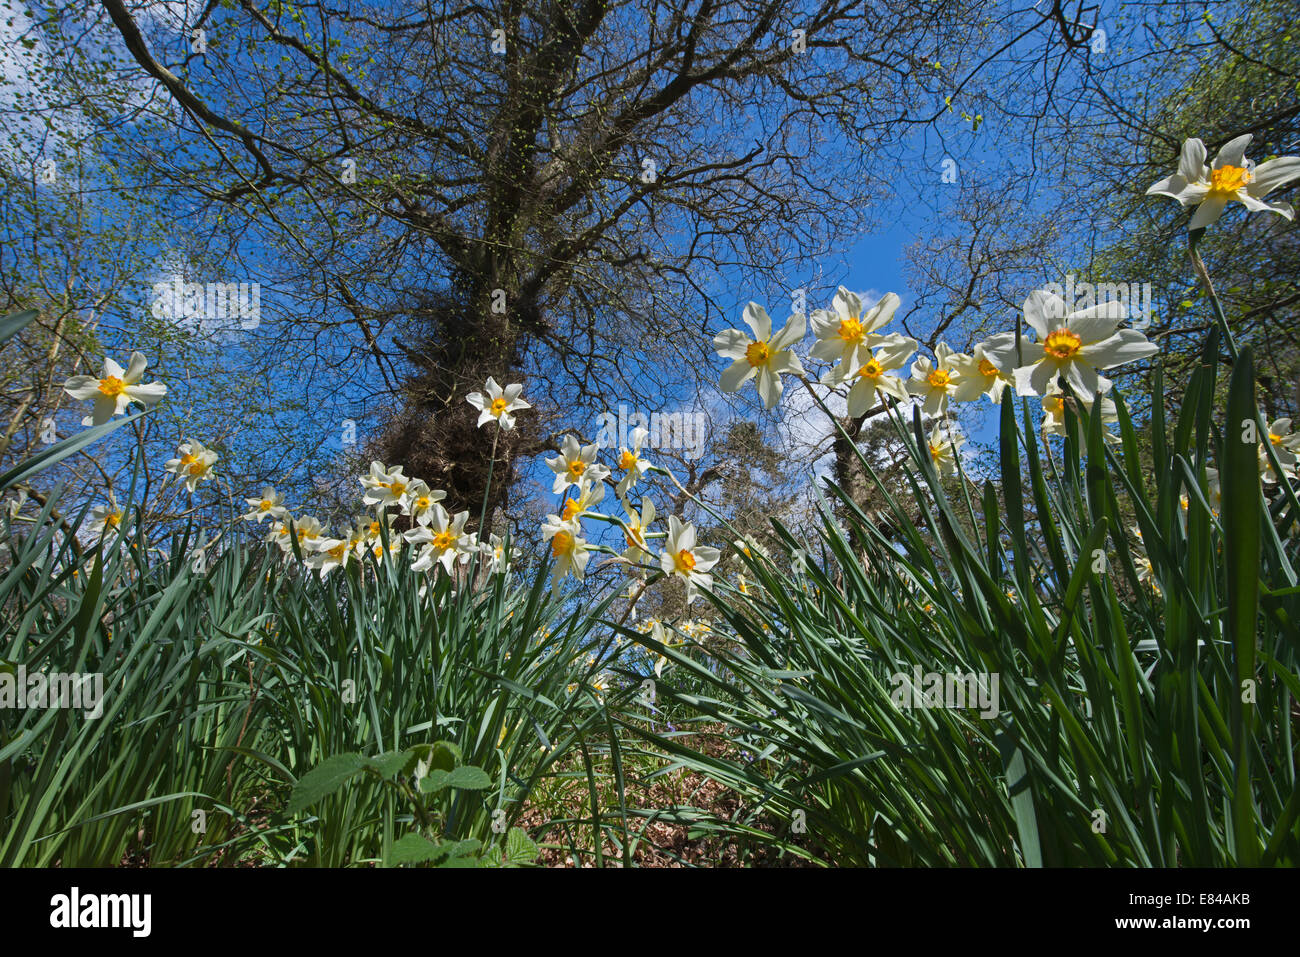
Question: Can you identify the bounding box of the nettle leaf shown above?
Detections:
[389,833,446,865]
[367,749,416,780]
[419,765,491,792]
[427,740,462,773]
[504,827,538,866]
[286,753,365,814]
[444,765,492,790]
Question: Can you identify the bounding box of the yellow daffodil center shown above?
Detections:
[187,461,206,476]
[857,356,884,379]
[619,450,637,471]
[744,340,771,367]
[490,396,508,416]
[929,444,942,461]
[927,368,953,388]
[415,496,430,511]
[432,530,455,551]
[98,376,126,397]
[1209,164,1250,195]
[674,548,697,572]
[1044,329,1082,360]
[1044,395,1065,416]
[567,459,586,479]
[837,317,864,342]
[369,521,381,535]
[180,453,198,467]
[328,543,346,560]
[978,358,999,378]
[389,481,407,498]
[561,497,581,521]
[624,524,644,549]
[105,511,121,527]
[1269,432,1282,446]
[551,530,575,557]
[259,500,273,511]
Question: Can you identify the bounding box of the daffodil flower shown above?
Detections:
[479,533,518,574]
[242,486,287,523]
[926,425,965,477]
[307,534,354,578]
[359,461,411,508]
[1146,134,1300,230]
[265,519,293,550]
[401,479,447,525]
[541,515,591,592]
[407,504,474,573]
[165,439,219,492]
[86,495,124,537]
[827,333,917,418]
[1040,387,1120,444]
[1260,418,1300,483]
[907,342,968,415]
[559,474,605,521]
[287,515,325,552]
[466,377,530,430]
[546,435,610,494]
[659,515,720,604]
[986,289,1157,400]
[615,426,652,497]
[713,302,806,409]
[809,289,902,378]
[950,342,1014,404]
[619,496,656,568]
[63,352,167,426]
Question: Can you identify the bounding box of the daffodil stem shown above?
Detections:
[478,428,500,539]
[1188,235,1240,361]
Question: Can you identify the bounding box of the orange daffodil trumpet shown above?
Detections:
[63,352,167,426]
[1146,134,1300,230]
[983,289,1158,400]
[714,302,805,409]
[467,377,530,430]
